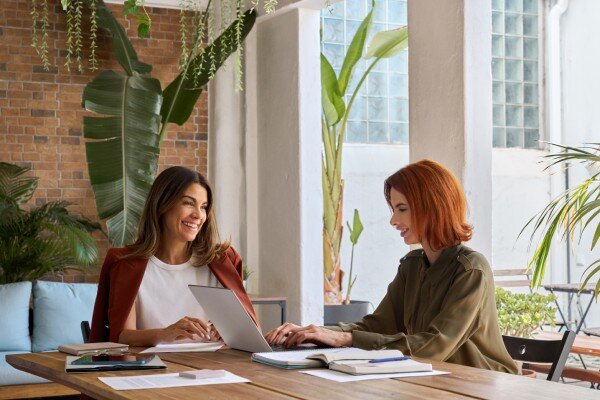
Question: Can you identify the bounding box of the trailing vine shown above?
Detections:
[28,0,278,82]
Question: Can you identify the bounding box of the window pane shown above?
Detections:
[523,60,538,82]
[523,38,538,59]
[524,106,538,128]
[390,122,408,144]
[524,83,539,104]
[346,0,366,20]
[523,0,537,13]
[505,13,523,35]
[492,58,505,80]
[505,82,523,104]
[505,60,523,81]
[505,0,522,13]
[493,35,505,57]
[506,128,524,147]
[524,129,540,148]
[523,14,537,36]
[493,12,505,34]
[390,74,408,97]
[506,105,523,127]
[391,98,409,122]
[323,18,344,43]
[505,36,523,58]
[493,127,507,147]
[494,105,506,126]
[493,82,505,103]
[347,121,367,142]
[368,97,388,121]
[368,122,388,143]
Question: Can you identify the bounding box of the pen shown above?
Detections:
[369,356,411,363]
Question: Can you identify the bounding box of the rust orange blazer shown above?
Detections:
[88,246,258,343]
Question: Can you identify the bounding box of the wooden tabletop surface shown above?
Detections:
[7,349,598,400]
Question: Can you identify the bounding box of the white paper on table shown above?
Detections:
[98,371,249,390]
[140,342,223,353]
[300,369,449,382]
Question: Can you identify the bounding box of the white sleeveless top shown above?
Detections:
[135,256,222,330]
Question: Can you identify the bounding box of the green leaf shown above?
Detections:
[347,209,364,245]
[161,9,256,126]
[337,8,373,94]
[82,70,162,247]
[321,54,345,127]
[95,0,151,75]
[123,0,138,16]
[137,22,150,38]
[365,26,409,60]
[0,162,38,204]
[61,0,70,11]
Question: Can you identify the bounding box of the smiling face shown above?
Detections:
[160,183,208,246]
[389,187,419,246]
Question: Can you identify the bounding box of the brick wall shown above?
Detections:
[0,0,209,282]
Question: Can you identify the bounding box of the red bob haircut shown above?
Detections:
[384,159,472,250]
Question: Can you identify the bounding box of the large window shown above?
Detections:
[492,0,542,149]
[321,0,409,144]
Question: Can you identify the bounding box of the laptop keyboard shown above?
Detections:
[269,344,330,352]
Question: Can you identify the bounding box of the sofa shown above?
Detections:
[0,280,97,397]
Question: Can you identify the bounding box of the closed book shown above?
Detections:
[328,359,433,375]
[58,342,129,356]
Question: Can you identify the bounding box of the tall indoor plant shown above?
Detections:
[0,162,101,283]
[521,143,600,297]
[321,4,408,305]
[80,0,256,247]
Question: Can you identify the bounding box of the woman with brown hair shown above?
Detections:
[266,159,517,373]
[89,166,256,346]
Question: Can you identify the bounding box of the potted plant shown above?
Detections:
[520,143,600,298]
[321,1,408,311]
[0,162,101,283]
[324,209,367,324]
[242,264,253,291]
[495,287,557,378]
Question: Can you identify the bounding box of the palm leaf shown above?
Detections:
[0,162,38,204]
[522,143,600,295]
[161,9,256,127]
[82,70,162,247]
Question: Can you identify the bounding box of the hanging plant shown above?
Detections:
[29,0,278,81]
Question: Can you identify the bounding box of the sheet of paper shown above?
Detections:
[98,371,249,390]
[300,369,449,382]
[140,342,223,353]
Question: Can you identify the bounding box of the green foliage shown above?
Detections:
[495,287,556,338]
[343,209,363,304]
[0,162,101,284]
[242,263,253,281]
[322,0,408,304]
[82,1,256,247]
[520,143,600,298]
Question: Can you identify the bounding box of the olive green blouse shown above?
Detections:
[329,244,517,374]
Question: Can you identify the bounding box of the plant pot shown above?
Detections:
[521,368,537,379]
[324,300,370,325]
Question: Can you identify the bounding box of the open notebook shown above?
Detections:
[251,348,432,374]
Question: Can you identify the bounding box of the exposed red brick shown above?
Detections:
[1,0,209,283]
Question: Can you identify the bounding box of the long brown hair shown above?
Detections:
[384,159,472,250]
[123,166,230,265]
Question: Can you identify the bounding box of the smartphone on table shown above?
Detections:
[71,354,155,366]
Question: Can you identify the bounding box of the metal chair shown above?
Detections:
[502,330,575,382]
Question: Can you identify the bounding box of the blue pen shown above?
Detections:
[369,356,411,363]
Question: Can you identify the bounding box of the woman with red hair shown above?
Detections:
[266,159,517,373]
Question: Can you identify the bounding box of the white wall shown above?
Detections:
[339,144,410,306]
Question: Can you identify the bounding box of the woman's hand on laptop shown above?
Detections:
[265,323,352,348]
[158,316,212,343]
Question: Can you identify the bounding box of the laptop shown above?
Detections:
[188,285,278,353]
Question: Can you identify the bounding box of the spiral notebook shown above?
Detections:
[251,347,363,370]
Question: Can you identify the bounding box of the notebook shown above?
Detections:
[251,348,358,369]
[58,342,129,356]
[327,358,433,375]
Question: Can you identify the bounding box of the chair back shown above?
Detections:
[81,320,91,343]
[493,268,532,290]
[502,330,575,381]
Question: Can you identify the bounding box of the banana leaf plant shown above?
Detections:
[82,0,256,247]
[321,3,409,304]
[520,143,600,298]
[0,162,101,284]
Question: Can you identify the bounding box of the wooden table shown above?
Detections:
[7,349,598,400]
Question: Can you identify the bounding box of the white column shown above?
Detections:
[408,0,493,259]
[248,7,323,325]
[208,15,246,256]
